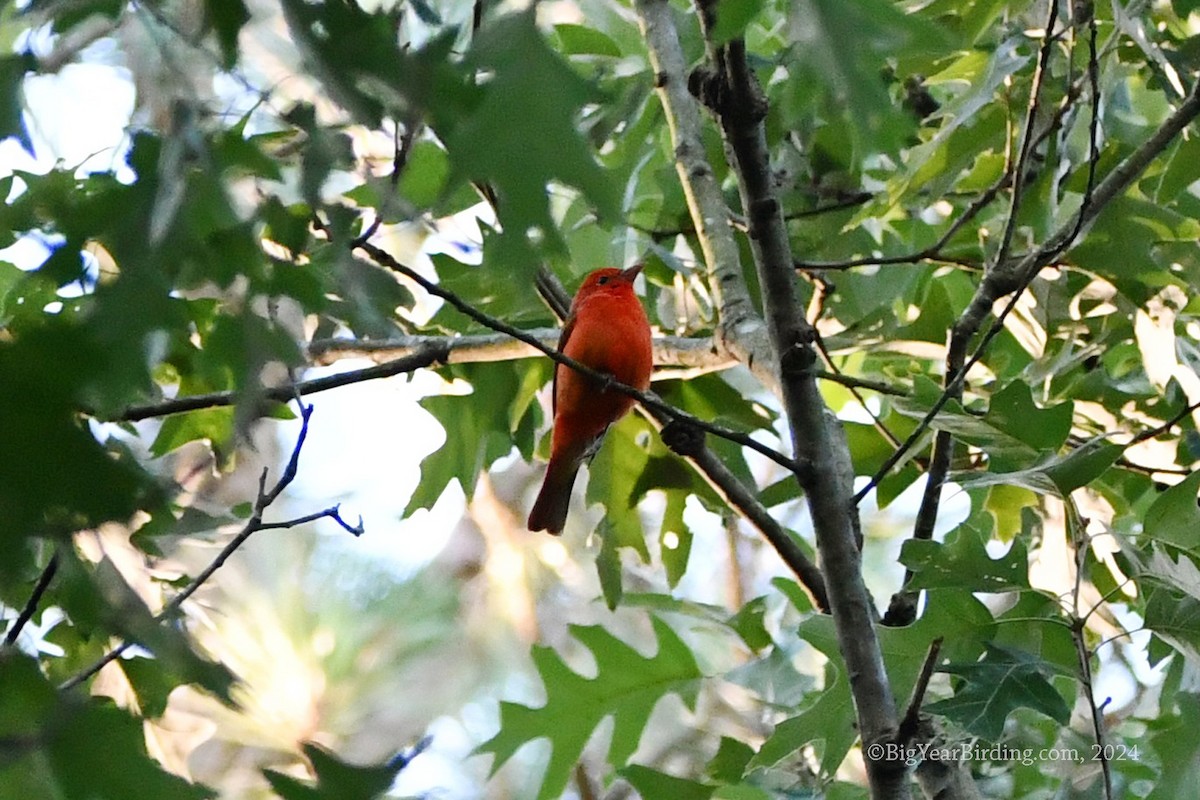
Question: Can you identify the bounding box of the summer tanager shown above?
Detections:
[527,265,653,534]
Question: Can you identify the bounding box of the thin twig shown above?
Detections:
[907,1,1065,561]
[898,636,944,741]
[1131,399,1200,444]
[796,71,1088,274]
[60,404,362,690]
[352,117,423,248]
[3,552,60,648]
[993,3,1063,271]
[1067,502,1115,800]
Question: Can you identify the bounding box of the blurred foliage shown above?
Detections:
[1,0,1200,798]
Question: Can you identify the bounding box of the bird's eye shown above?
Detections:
[597,276,610,285]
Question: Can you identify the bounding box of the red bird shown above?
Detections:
[528,265,653,534]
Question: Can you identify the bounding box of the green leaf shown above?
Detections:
[553,23,622,57]
[752,657,856,776]
[891,390,1038,470]
[762,590,993,776]
[956,439,1123,498]
[405,362,543,515]
[397,140,450,209]
[1147,691,1200,800]
[786,0,944,159]
[263,742,409,800]
[119,657,178,718]
[203,0,250,69]
[150,404,234,457]
[446,12,619,251]
[476,616,704,800]
[1139,545,1200,601]
[0,53,34,155]
[984,483,1037,542]
[56,553,236,702]
[280,0,408,127]
[706,736,756,783]
[655,374,775,433]
[1143,584,1200,666]
[770,577,815,615]
[927,643,1071,740]
[1144,470,1200,548]
[586,414,655,562]
[0,666,217,800]
[1042,439,1123,495]
[659,489,692,588]
[619,765,715,800]
[712,0,767,43]
[985,382,1072,452]
[428,247,547,332]
[900,523,1030,592]
[728,596,772,652]
[0,325,155,543]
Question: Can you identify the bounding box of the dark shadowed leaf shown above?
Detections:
[927,644,1071,740]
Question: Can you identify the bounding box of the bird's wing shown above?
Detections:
[551,312,576,419]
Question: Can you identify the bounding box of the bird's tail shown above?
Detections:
[527,455,582,535]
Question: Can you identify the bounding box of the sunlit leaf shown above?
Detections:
[476,616,705,800]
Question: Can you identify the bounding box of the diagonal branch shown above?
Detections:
[905,2,1067,585]
[3,552,60,648]
[348,237,807,476]
[538,281,831,611]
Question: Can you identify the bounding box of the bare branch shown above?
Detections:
[1067,502,1115,800]
[3,552,60,648]
[60,404,359,690]
[1131,399,1200,444]
[309,331,731,374]
[110,345,448,422]
[652,413,830,612]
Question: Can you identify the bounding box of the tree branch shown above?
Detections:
[902,4,1067,603]
[347,237,806,476]
[111,346,449,422]
[3,552,60,648]
[633,0,776,393]
[683,2,905,795]
[60,404,363,690]
[309,331,732,375]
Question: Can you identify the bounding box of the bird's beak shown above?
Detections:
[621,263,644,281]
